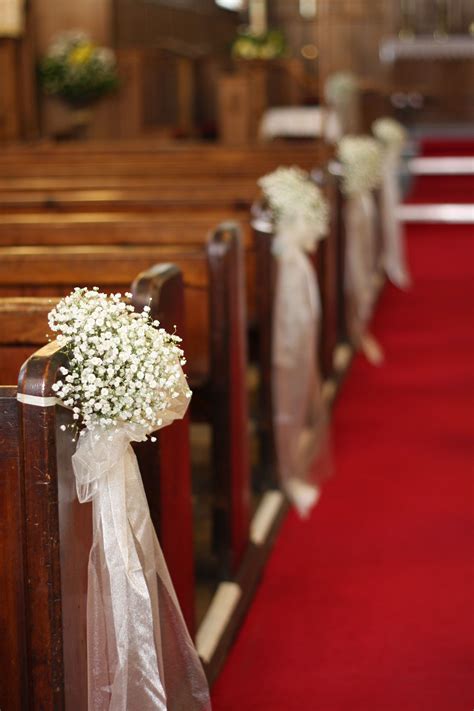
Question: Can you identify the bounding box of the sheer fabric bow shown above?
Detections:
[72,368,211,711]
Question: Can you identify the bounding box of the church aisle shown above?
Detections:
[212,221,474,709]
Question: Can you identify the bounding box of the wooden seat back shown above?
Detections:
[0,385,28,711]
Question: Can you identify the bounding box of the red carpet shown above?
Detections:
[212,175,474,708]
[420,138,474,157]
[406,175,474,204]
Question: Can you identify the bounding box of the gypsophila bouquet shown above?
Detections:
[48,288,189,435]
[39,31,118,107]
[259,167,329,252]
[372,117,407,149]
[337,136,383,195]
[324,71,357,107]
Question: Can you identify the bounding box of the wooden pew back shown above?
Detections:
[0,227,251,575]
[0,385,28,711]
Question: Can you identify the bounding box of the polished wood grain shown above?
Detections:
[0,386,28,711]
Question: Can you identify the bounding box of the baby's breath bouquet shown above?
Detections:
[39,31,119,107]
[46,288,210,710]
[337,136,383,195]
[49,287,189,435]
[372,117,407,150]
[259,166,329,253]
[324,71,357,107]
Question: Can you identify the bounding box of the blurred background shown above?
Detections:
[1,0,473,144]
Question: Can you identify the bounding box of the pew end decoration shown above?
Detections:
[337,135,384,366]
[46,288,210,711]
[372,117,412,290]
[258,166,331,517]
[324,71,359,142]
[39,31,119,109]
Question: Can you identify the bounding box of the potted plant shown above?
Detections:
[39,31,119,137]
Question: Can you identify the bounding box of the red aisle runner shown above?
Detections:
[211,222,474,708]
[420,138,474,157]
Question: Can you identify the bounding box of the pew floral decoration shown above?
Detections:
[337,136,384,365]
[372,118,411,289]
[324,71,357,107]
[48,288,210,711]
[49,288,187,434]
[258,167,330,517]
[372,117,407,150]
[337,135,383,196]
[323,71,358,142]
[259,166,329,253]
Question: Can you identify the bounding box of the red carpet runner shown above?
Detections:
[212,184,474,708]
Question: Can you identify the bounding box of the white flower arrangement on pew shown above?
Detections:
[257,166,330,517]
[324,71,357,106]
[259,166,329,253]
[46,287,210,710]
[372,117,411,290]
[372,117,407,150]
[337,135,383,195]
[49,287,189,437]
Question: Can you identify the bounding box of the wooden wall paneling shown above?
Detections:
[0,39,20,140]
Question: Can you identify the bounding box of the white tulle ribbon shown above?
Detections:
[323,109,343,145]
[71,370,211,711]
[344,191,383,364]
[272,223,329,517]
[381,147,411,289]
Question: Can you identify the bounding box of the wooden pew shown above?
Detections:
[0,385,28,711]
[0,210,259,337]
[0,266,196,710]
[0,229,251,578]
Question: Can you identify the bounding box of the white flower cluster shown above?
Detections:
[259,167,329,252]
[324,71,357,106]
[372,117,407,149]
[337,136,383,195]
[48,288,189,433]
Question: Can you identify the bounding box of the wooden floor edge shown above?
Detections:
[197,337,359,685]
[198,490,288,685]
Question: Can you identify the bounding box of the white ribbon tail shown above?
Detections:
[272,240,330,516]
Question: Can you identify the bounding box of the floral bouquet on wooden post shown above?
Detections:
[39,31,119,137]
[324,71,359,142]
[48,288,210,711]
[337,135,384,365]
[373,117,411,289]
[258,167,331,517]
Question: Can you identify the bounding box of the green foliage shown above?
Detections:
[232,27,286,60]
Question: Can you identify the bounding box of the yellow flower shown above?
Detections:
[68,43,94,65]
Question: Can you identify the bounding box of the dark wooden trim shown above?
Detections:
[208,223,251,579]
[204,494,288,685]
[131,263,196,636]
[0,385,28,711]
[17,342,69,710]
[253,224,278,490]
